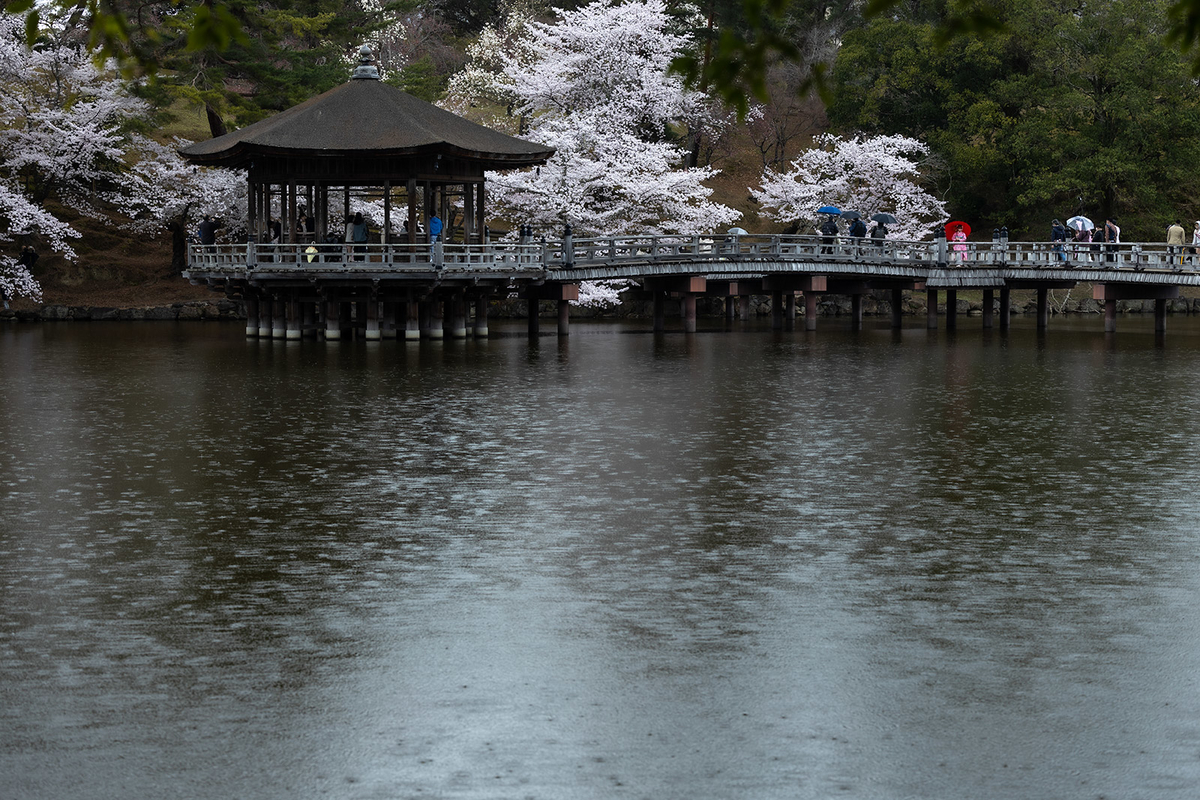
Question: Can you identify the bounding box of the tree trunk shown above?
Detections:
[205,104,227,139]
[169,216,189,275]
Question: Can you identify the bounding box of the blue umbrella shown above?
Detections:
[817,205,840,215]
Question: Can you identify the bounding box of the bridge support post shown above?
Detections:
[1036,288,1049,330]
[259,297,274,338]
[771,291,783,330]
[785,292,796,324]
[851,294,863,328]
[682,293,697,333]
[272,296,287,339]
[725,297,736,322]
[982,289,994,329]
[804,292,818,331]
[355,301,367,339]
[527,298,540,338]
[946,289,957,331]
[286,296,301,340]
[474,297,489,338]
[406,300,420,341]
[1156,298,1167,333]
[653,291,665,332]
[1000,288,1011,332]
[324,295,341,340]
[891,288,903,329]
[245,295,260,337]
[739,295,750,321]
[927,289,938,329]
[558,299,570,336]
[365,297,381,341]
[1105,299,1117,332]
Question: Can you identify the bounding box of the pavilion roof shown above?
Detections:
[179,78,554,171]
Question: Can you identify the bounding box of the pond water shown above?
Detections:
[3,315,1200,799]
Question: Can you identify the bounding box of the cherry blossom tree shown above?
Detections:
[0,10,150,299]
[456,0,740,238]
[753,133,949,241]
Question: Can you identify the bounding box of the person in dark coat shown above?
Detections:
[818,216,838,255]
[1050,219,1068,264]
[197,215,219,246]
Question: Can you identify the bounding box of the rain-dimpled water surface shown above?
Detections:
[3,316,1200,800]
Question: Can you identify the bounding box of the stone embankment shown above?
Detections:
[1,300,243,321]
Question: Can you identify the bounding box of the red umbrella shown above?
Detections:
[945,221,971,238]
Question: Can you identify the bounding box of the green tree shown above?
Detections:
[829,0,1200,239]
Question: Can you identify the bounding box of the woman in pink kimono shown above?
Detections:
[951,224,968,263]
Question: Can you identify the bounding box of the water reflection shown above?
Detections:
[3,318,1200,798]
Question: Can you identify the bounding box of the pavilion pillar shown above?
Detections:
[682,293,697,333]
[383,182,391,245]
[286,295,301,340]
[527,297,540,338]
[653,291,666,332]
[405,300,420,340]
[451,292,468,338]
[258,296,273,338]
[272,296,287,339]
[428,297,444,339]
[302,301,317,339]
[804,292,818,331]
[246,174,256,241]
[1037,287,1049,330]
[1156,298,1167,333]
[464,181,475,243]
[851,293,863,328]
[474,296,489,338]
[927,289,938,329]
[891,288,903,328]
[946,289,957,331]
[407,180,417,244]
[324,295,340,340]
[1000,287,1011,332]
[365,297,380,341]
[1105,299,1117,332]
[287,181,298,244]
[245,294,259,337]
[381,301,397,339]
[477,183,486,242]
[558,298,570,336]
[983,289,994,329]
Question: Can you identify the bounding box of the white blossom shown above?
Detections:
[753,133,949,241]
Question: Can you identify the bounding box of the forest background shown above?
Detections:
[3,0,1200,309]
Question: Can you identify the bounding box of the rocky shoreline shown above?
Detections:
[4,292,1200,322]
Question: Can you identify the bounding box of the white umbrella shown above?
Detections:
[1066,215,1094,231]
[727,227,748,235]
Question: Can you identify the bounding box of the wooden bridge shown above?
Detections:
[184,233,1200,339]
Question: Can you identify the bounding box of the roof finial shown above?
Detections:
[351,44,380,81]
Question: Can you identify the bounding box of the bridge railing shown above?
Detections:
[947,240,1191,271]
[188,242,544,272]
[557,234,941,267]
[188,237,1199,275]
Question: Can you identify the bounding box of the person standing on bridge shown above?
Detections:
[818,216,837,255]
[951,223,968,264]
[1051,219,1068,264]
[429,214,444,244]
[1105,217,1121,265]
[1167,220,1186,268]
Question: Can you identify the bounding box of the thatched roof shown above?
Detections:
[179,77,554,171]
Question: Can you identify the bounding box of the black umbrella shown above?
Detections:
[840,210,862,220]
[871,213,898,224]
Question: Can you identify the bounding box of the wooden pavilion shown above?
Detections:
[179,45,556,340]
